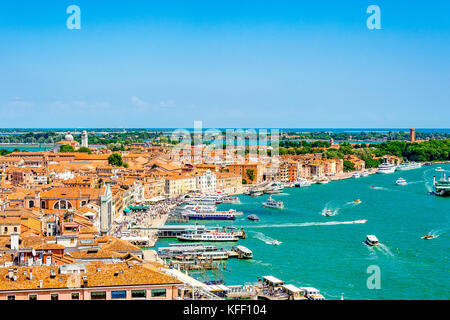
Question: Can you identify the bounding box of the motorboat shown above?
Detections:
[271,240,282,245]
[248,214,260,221]
[360,171,369,177]
[421,234,435,240]
[262,196,284,209]
[436,167,444,172]
[365,235,380,246]
[317,177,330,184]
[323,209,334,217]
[294,178,311,187]
[352,172,360,179]
[354,199,361,203]
[250,190,263,197]
[396,177,407,186]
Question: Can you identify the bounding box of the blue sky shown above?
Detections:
[0,0,449,128]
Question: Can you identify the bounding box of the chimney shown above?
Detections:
[39,280,43,288]
[8,269,13,280]
[29,270,33,280]
[10,232,19,251]
[82,276,88,287]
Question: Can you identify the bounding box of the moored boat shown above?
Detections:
[294,178,311,187]
[396,162,422,171]
[360,171,369,177]
[177,230,239,242]
[377,160,397,174]
[352,172,360,179]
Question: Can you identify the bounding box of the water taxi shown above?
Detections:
[235,245,253,259]
[262,196,284,209]
[352,172,360,179]
[248,214,260,221]
[365,235,380,246]
[421,234,435,240]
[396,177,407,186]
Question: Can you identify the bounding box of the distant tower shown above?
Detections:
[410,128,415,143]
[81,130,88,148]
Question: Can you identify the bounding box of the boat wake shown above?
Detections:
[249,259,272,267]
[364,243,394,257]
[247,220,367,229]
[252,232,282,245]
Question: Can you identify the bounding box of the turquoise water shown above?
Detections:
[158,163,450,300]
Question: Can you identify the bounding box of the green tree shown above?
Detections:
[60,144,75,152]
[246,169,255,182]
[77,147,92,154]
[108,153,123,166]
[343,160,355,172]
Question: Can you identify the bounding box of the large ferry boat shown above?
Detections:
[262,196,284,209]
[377,161,397,174]
[183,211,236,220]
[294,178,311,187]
[177,230,239,242]
[433,173,450,196]
[396,162,423,171]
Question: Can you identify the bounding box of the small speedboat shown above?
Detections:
[271,240,281,245]
[435,167,444,172]
[396,178,407,186]
[422,234,435,240]
[354,199,361,203]
[248,214,260,221]
[365,235,379,246]
[323,209,334,217]
[370,185,376,189]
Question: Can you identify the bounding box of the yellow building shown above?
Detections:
[164,174,197,198]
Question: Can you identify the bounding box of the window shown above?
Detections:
[71,293,80,300]
[131,290,146,298]
[29,294,37,300]
[14,227,17,232]
[151,289,166,298]
[111,290,127,299]
[90,291,107,300]
[7,295,15,300]
[4,227,7,233]
[51,294,59,300]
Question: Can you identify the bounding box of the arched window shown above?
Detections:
[53,200,73,210]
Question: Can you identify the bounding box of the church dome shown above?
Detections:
[65,132,74,141]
